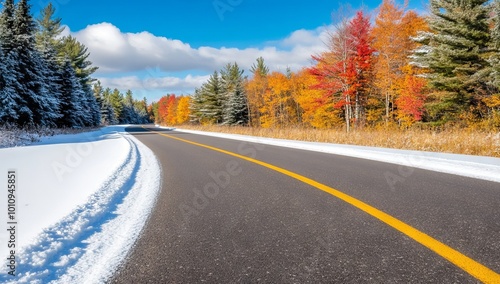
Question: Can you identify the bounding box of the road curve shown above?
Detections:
[111,125,500,283]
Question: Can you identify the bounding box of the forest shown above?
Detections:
[0,0,150,129]
[156,0,500,132]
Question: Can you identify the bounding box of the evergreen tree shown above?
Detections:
[488,0,500,91]
[220,62,248,125]
[109,88,124,120]
[0,49,30,125]
[12,0,59,126]
[35,3,64,51]
[424,0,491,123]
[59,35,98,86]
[93,80,107,124]
[190,71,224,124]
[58,59,85,127]
[250,56,269,77]
[101,87,118,125]
[120,89,137,123]
[0,0,16,53]
[35,3,67,126]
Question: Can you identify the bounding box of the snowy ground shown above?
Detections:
[0,126,161,283]
[169,127,500,184]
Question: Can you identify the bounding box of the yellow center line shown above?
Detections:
[144,126,500,283]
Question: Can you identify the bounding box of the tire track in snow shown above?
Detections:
[1,132,161,283]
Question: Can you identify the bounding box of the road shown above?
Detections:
[111,125,500,283]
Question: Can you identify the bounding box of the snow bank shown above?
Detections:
[0,126,161,283]
[171,127,500,183]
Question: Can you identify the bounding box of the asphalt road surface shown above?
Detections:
[111,125,500,283]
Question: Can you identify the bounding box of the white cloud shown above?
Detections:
[97,74,211,94]
[69,23,332,98]
[72,22,330,75]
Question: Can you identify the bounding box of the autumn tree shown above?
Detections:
[310,16,353,131]
[347,11,375,127]
[292,69,342,128]
[372,0,407,124]
[246,57,270,127]
[310,10,373,131]
[166,94,177,125]
[176,96,191,124]
[259,71,300,128]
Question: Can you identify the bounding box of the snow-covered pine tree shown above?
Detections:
[58,59,86,127]
[119,90,136,124]
[101,87,118,125]
[424,0,491,123]
[93,81,107,125]
[59,35,100,126]
[0,0,16,53]
[12,0,60,127]
[190,71,224,124]
[220,63,248,125]
[0,48,31,125]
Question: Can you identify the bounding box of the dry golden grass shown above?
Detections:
[175,125,500,157]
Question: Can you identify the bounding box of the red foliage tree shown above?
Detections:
[309,10,374,131]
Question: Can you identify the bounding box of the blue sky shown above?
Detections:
[30,0,427,101]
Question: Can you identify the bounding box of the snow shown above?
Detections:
[169,127,500,184]
[0,126,161,283]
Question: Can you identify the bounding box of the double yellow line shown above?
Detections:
[145,127,500,283]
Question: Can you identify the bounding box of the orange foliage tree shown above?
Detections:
[372,0,429,125]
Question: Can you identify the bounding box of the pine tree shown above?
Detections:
[424,0,491,123]
[220,63,249,125]
[58,59,85,127]
[488,0,500,91]
[0,48,30,125]
[190,71,224,124]
[120,90,137,124]
[35,3,64,52]
[0,0,16,53]
[59,35,98,86]
[101,87,118,125]
[109,88,124,121]
[12,0,59,127]
[250,57,269,77]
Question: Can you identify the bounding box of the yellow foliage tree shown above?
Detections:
[176,96,191,124]
[260,72,300,128]
[292,69,342,128]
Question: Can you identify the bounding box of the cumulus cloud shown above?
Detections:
[72,22,330,75]
[97,74,211,93]
[69,23,333,96]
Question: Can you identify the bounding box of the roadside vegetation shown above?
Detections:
[153,0,500,157]
[174,124,500,157]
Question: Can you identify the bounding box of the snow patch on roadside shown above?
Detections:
[0,127,161,283]
[170,127,500,183]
